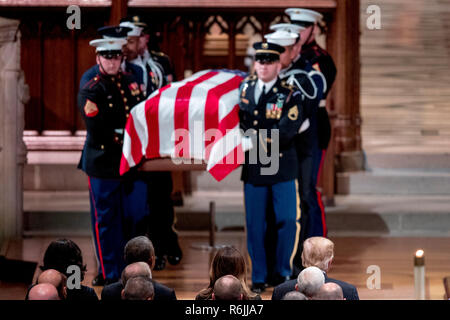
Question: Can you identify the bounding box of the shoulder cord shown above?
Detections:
[308,70,327,94]
[280,69,317,100]
[146,57,165,89]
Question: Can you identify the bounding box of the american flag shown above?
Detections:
[120,69,251,181]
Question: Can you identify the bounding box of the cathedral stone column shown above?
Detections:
[0,17,29,244]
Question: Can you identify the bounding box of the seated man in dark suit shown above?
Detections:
[272,237,359,300]
[101,236,176,300]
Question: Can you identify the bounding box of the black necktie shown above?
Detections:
[259,85,266,103]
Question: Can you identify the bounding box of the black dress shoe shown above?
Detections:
[154,255,167,271]
[167,244,183,266]
[167,253,182,265]
[92,274,105,286]
[251,283,267,294]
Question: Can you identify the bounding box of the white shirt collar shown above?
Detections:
[130,55,145,67]
[142,49,150,61]
[257,77,278,94]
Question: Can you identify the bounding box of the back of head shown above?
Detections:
[124,236,155,265]
[122,276,154,300]
[28,283,60,300]
[213,275,243,300]
[37,269,67,299]
[297,266,325,298]
[282,291,308,300]
[312,283,344,300]
[211,246,246,283]
[302,237,334,272]
[41,239,86,281]
[121,262,152,286]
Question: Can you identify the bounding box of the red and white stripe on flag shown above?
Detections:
[120,69,249,181]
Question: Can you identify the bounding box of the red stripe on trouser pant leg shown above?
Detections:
[88,177,106,279]
[316,150,328,237]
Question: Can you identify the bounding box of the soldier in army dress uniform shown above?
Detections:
[239,42,304,293]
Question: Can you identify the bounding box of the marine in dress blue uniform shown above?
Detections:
[78,38,147,284]
[120,16,182,271]
[287,8,338,238]
[79,25,145,91]
[239,42,303,293]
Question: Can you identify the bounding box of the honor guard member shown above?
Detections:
[121,15,182,271]
[78,38,147,286]
[119,20,164,97]
[265,25,326,277]
[79,26,144,91]
[124,15,177,86]
[287,8,337,237]
[239,42,303,293]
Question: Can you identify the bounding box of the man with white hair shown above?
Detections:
[272,237,359,300]
[295,266,325,298]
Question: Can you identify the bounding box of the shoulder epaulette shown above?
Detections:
[83,75,100,90]
[244,74,257,82]
[280,80,294,91]
[151,50,167,57]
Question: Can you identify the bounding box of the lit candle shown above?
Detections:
[414,249,425,300]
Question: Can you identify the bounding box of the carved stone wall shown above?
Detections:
[0,16,28,244]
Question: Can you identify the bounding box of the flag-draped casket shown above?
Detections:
[120,69,251,181]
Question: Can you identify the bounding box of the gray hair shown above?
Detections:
[124,236,155,265]
[296,266,325,297]
[282,291,307,300]
[123,276,154,300]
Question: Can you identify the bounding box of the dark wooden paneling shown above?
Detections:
[42,25,74,130]
[15,8,107,132]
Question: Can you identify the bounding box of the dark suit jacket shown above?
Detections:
[271,273,359,300]
[101,280,176,301]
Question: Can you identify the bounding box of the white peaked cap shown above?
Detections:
[119,21,143,37]
[264,30,298,47]
[285,8,323,23]
[89,38,127,52]
[270,23,305,35]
